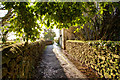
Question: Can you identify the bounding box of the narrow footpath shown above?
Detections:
[34,45,68,79]
[34,44,87,80]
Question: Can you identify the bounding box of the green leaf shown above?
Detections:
[47,20,50,27]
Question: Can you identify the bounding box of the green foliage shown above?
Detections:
[2,37,6,43]
[70,2,120,41]
[66,40,120,79]
[43,28,56,40]
[88,41,120,79]
[1,26,9,43]
[2,2,120,42]
[35,2,85,29]
[2,2,41,42]
[88,41,120,56]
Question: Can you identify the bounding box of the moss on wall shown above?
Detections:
[2,40,46,79]
[66,40,120,79]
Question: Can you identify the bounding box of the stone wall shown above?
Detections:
[66,40,120,79]
[45,40,53,45]
[2,40,46,79]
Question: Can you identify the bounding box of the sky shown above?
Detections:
[0,2,8,17]
[0,10,8,17]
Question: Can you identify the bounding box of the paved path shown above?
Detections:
[53,44,87,79]
[34,45,68,79]
[34,44,87,80]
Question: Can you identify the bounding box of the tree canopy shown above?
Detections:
[1,2,120,42]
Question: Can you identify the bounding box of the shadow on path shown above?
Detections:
[34,45,68,79]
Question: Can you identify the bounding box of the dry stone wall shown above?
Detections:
[2,40,46,79]
[45,40,53,45]
[66,40,120,79]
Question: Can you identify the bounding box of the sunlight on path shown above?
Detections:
[53,43,88,79]
[34,43,88,79]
